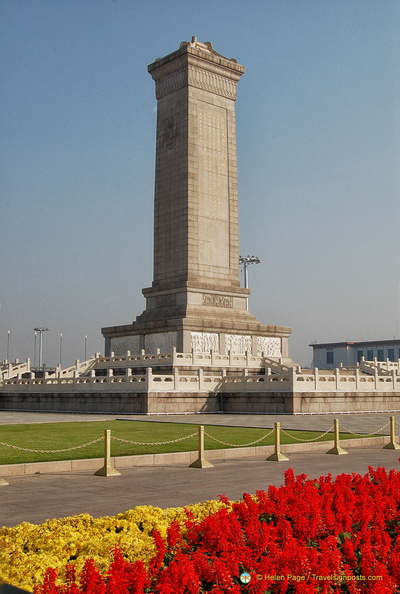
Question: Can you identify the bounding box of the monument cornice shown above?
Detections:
[148,37,244,79]
[148,38,244,101]
[101,318,292,339]
[142,283,250,297]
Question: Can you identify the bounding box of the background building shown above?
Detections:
[311,340,400,369]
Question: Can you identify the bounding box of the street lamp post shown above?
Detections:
[59,334,63,368]
[239,255,261,310]
[33,327,49,370]
[84,335,87,361]
[6,330,10,363]
[33,332,37,367]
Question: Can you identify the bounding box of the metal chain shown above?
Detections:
[0,437,103,453]
[111,432,198,446]
[338,421,390,437]
[280,426,334,442]
[204,428,274,447]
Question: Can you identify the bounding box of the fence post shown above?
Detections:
[189,425,213,468]
[94,430,121,477]
[383,416,400,450]
[326,419,348,455]
[267,422,289,461]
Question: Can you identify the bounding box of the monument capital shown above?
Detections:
[148,37,244,101]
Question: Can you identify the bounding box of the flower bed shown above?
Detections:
[2,467,400,592]
[0,500,230,591]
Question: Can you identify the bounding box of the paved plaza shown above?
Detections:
[1,411,399,528]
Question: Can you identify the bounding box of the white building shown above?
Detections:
[310,339,400,370]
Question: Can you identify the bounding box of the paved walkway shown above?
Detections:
[1,412,400,528]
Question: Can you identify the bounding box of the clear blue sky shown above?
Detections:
[1,0,399,367]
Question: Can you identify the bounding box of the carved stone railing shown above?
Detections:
[292,367,400,392]
[1,360,400,394]
[0,359,30,380]
[262,356,300,375]
[94,349,269,370]
[358,357,400,377]
[55,357,99,378]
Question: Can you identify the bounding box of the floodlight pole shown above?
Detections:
[33,332,37,368]
[33,327,49,370]
[6,330,10,363]
[239,255,260,310]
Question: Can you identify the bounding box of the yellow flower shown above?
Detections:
[0,499,233,591]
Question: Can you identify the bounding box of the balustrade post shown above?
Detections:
[374,367,378,390]
[355,367,360,389]
[173,367,179,390]
[229,349,233,366]
[246,350,250,366]
[197,368,204,390]
[189,426,213,468]
[267,422,289,461]
[383,416,400,450]
[326,419,348,455]
[172,346,177,366]
[211,349,216,366]
[335,367,340,389]
[289,367,296,390]
[94,430,121,477]
[146,367,152,391]
[314,367,319,390]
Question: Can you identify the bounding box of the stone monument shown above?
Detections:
[102,37,291,359]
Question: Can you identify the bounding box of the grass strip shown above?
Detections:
[0,420,378,465]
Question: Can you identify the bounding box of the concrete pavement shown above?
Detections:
[0,411,400,528]
[1,445,400,528]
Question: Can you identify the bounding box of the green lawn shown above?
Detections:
[0,420,371,465]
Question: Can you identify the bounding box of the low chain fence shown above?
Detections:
[203,428,274,448]
[0,416,399,481]
[280,426,334,442]
[338,420,390,437]
[0,437,103,454]
[110,433,198,446]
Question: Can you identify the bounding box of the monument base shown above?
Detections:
[102,316,291,360]
[1,390,400,415]
[101,289,291,357]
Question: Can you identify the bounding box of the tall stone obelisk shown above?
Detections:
[102,38,291,358]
